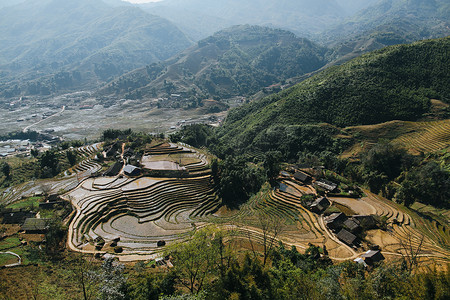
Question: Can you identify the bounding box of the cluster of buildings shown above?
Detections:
[0,135,58,158]
[0,140,36,157]
[0,193,66,234]
[283,164,385,266]
[1,208,47,233]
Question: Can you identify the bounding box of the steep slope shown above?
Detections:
[217,37,450,153]
[0,0,192,98]
[98,25,328,99]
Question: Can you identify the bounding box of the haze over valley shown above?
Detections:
[0,1,449,299]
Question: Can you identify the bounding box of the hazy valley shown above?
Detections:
[0,1,449,299]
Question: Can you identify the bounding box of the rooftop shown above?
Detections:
[22,218,48,231]
[336,229,357,245]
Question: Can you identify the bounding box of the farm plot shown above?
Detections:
[360,191,450,260]
[342,119,450,158]
[391,120,450,154]
[0,144,102,205]
[65,143,220,254]
[216,180,356,260]
[224,183,450,262]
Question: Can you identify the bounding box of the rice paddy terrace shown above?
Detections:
[0,143,101,206]
[214,177,450,265]
[1,140,448,265]
[341,119,450,158]
[66,142,220,255]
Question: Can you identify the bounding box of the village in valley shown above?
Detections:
[0,0,449,298]
[1,133,447,274]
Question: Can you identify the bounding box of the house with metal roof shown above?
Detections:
[344,218,362,233]
[21,218,48,233]
[361,250,385,265]
[315,179,338,192]
[294,171,311,183]
[310,197,330,213]
[325,212,347,230]
[123,164,141,177]
[336,229,357,246]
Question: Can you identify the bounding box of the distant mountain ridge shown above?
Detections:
[323,0,450,45]
[98,25,328,99]
[0,0,192,98]
[139,0,350,40]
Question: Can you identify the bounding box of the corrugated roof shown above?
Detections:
[337,229,357,245]
[21,218,47,231]
[294,172,310,182]
[123,164,141,175]
[344,218,361,232]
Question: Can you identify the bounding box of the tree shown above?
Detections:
[127,271,177,300]
[40,184,52,199]
[263,151,282,187]
[247,212,285,266]
[166,226,226,294]
[66,150,78,166]
[1,162,11,180]
[31,149,39,157]
[96,258,127,300]
[362,142,410,180]
[39,150,60,178]
[70,255,100,300]
[44,218,66,258]
[398,233,425,275]
[216,156,265,207]
[398,162,450,208]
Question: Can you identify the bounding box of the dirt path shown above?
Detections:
[23,105,65,132]
[0,251,21,267]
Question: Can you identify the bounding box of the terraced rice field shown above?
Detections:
[213,180,355,260]
[342,119,450,158]
[64,143,102,178]
[0,143,102,205]
[391,120,450,154]
[215,180,450,262]
[2,141,448,263]
[65,143,220,255]
[358,191,449,264]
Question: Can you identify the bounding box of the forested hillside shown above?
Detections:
[0,0,192,98]
[217,37,450,155]
[98,25,328,99]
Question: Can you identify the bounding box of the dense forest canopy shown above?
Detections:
[217,37,450,154]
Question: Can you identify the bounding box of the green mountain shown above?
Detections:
[217,37,450,154]
[98,25,328,99]
[0,0,192,98]
[140,0,348,40]
[139,0,449,68]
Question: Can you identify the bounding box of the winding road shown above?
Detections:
[0,251,21,267]
[23,105,65,133]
